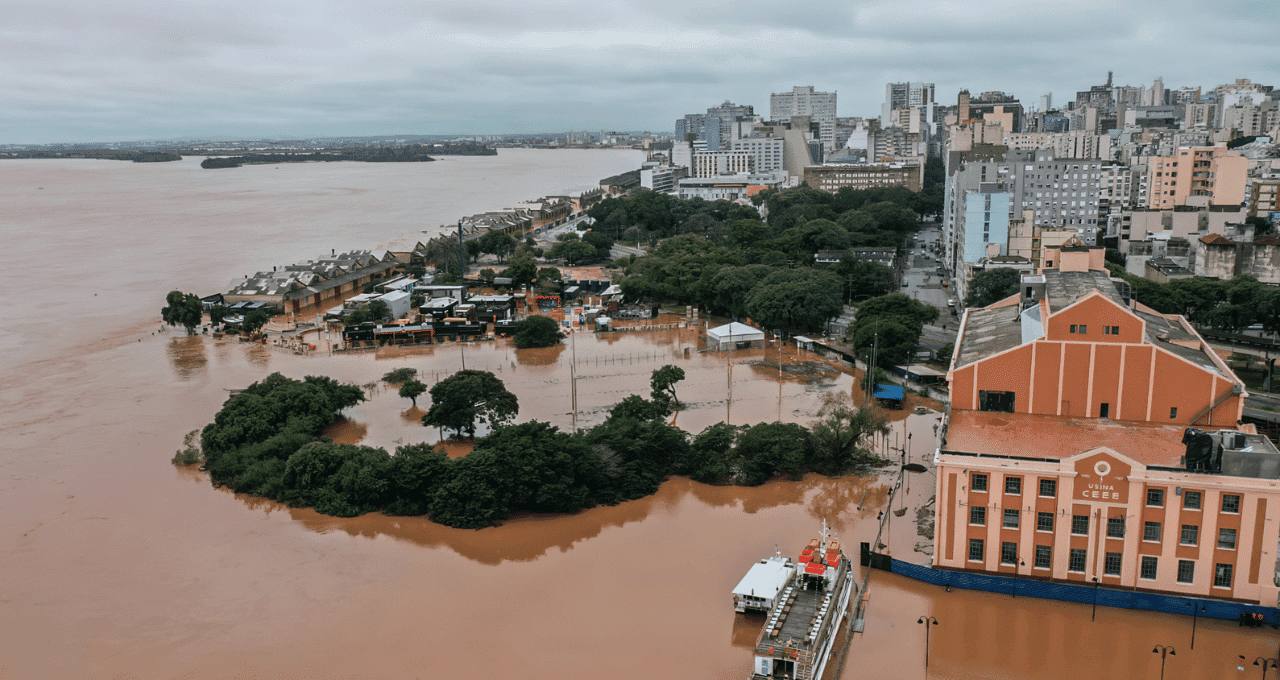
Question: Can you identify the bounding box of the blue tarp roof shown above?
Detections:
[873,384,904,400]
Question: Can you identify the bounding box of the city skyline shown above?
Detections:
[3,0,1278,144]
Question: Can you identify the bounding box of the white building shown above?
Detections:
[733,137,786,173]
[692,150,755,178]
[771,86,837,153]
[676,172,787,202]
[705,321,765,350]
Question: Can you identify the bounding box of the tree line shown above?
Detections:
[190,369,889,529]
[201,145,443,169]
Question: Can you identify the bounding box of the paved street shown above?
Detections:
[901,222,959,360]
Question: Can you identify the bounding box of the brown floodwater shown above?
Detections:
[1,157,1274,679]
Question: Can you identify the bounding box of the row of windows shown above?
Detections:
[971,474,1241,513]
[969,510,1239,549]
[966,540,1235,588]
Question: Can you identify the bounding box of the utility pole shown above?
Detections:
[570,329,579,433]
[457,220,465,278]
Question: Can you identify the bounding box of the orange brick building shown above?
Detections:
[935,240,1280,604]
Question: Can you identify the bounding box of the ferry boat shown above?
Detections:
[741,521,855,680]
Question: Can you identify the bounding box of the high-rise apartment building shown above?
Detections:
[771,86,837,153]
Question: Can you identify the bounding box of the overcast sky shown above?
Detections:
[3,0,1277,144]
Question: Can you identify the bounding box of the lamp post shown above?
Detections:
[1187,601,1206,650]
[1241,656,1280,680]
[1092,577,1100,622]
[918,616,938,670]
[1151,645,1176,680]
[1012,559,1025,598]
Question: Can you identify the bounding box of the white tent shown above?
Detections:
[706,321,765,350]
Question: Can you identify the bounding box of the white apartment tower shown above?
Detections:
[882,82,935,128]
[771,86,837,153]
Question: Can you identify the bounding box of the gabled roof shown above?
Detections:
[1200,233,1235,245]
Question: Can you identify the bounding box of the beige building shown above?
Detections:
[1004,131,1111,160]
[1250,179,1279,218]
[803,163,921,193]
[691,150,755,178]
[1146,147,1248,210]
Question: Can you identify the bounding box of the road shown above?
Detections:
[900,223,960,360]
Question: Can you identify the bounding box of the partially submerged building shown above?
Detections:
[934,240,1280,605]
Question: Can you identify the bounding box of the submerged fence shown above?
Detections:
[872,552,1279,625]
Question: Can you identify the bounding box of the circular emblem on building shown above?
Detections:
[1094,461,1111,476]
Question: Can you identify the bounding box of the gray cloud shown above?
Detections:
[1,0,1276,143]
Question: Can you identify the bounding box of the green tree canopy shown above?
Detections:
[502,253,538,285]
[650,365,686,410]
[368,299,391,321]
[513,315,564,349]
[745,268,844,332]
[162,290,203,334]
[208,304,230,327]
[399,379,427,407]
[964,268,1022,308]
[807,393,889,474]
[422,370,519,438]
[734,422,812,485]
[243,309,269,334]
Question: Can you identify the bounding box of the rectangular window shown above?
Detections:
[1140,555,1158,580]
[971,473,988,492]
[1079,324,1088,334]
[1222,494,1241,514]
[1107,517,1125,539]
[1069,548,1087,572]
[1005,477,1022,495]
[968,538,984,562]
[1070,324,1078,333]
[1072,515,1089,535]
[1170,407,1178,419]
[1219,528,1237,550]
[970,506,986,525]
[1034,545,1051,569]
[1144,521,1162,542]
[1111,326,1120,334]
[1177,560,1195,584]
[1184,490,1202,509]
[1146,488,1164,507]
[1181,524,1199,546]
[1099,403,1110,418]
[1104,552,1122,576]
[1037,512,1054,532]
[1004,508,1020,529]
[979,390,1016,413]
[1001,541,1018,565]
[1039,479,1057,498]
[1214,563,1233,588]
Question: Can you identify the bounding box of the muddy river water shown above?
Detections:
[1,155,1275,679]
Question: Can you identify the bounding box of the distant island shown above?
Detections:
[201,142,496,169]
[0,149,181,162]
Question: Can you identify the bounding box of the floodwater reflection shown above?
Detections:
[165,335,206,380]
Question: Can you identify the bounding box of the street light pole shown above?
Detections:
[1012,559,1025,598]
[1187,601,1206,649]
[1241,655,1279,680]
[917,616,938,671]
[1091,577,1100,622]
[1152,645,1176,680]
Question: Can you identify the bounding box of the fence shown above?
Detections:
[881,555,1279,625]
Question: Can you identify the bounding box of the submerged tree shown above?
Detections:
[808,393,890,474]
[161,290,203,334]
[422,369,519,438]
[650,365,686,410]
[399,379,427,407]
[513,315,564,349]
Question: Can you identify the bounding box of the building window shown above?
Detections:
[1001,542,1018,565]
[1140,556,1158,580]
[1099,403,1110,418]
[1222,494,1241,514]
[1037,512,1054,532]
[1144,521,1162,542]
[1107,517,1125,539]
[1147,488,1164,507]
[1072,515,1089,535]
[970,506,986,525]
[1180,524,1199,545]
[968,539,984,562]
[1184,490,1202,509]
[1215,563,1234,588]
[971,473,988,492]
[979,390,1016,413]
[1005,477,1022,495]
[1170,407,1178,419]
[1004,508,1020,529]
[1069,548,1087,572]
[1219,528,1237,550]
[1039,479,1057,497]
[1104,552,1122,576]
[1102,325,1121,335]
[1177,560,1195,584]
[1034,545,1051,569]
